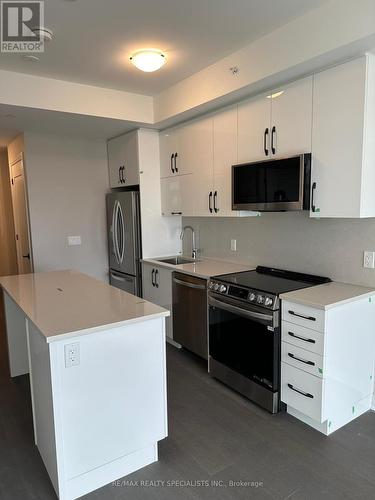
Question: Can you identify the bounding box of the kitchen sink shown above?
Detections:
[156,256,200,265]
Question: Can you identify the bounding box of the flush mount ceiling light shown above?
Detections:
[130,50,166,72]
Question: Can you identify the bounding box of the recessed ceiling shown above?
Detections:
[0,0,328,95]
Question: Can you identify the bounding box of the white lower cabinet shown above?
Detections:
[142,262,173,339]
[281,298,375,435]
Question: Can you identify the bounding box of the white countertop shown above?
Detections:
[0,270,169,342]
[280,281,375,310]
[142,256,254,279]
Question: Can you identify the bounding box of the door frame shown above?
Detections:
[10,152,34,273]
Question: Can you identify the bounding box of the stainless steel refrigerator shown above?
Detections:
[106,191,142,296]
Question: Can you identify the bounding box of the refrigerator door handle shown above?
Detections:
[118,201,125,263]
[114,200,121,264]
[111,200,119,264]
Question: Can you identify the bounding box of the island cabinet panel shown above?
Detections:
[3,292,29,377]
[48,317,167,497]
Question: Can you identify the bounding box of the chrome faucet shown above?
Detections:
[180,225,197,259]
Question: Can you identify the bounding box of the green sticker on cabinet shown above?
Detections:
[352,406,355,414]
[316,208,320,213]
[369,297,372,303]
[328,421,332,428]
[318,368,323,374]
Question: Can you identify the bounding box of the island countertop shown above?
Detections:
[0,270,169,342]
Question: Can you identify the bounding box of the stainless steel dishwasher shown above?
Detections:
[172,272,208,359]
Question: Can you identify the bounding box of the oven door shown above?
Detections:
[209,294,280,399]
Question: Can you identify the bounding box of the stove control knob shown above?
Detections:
[209,281,214,289]
[213,283,220,291]
[265,297,273,307]
[219,285,227,293]
[249,292,256,302]
[257,295,265,305]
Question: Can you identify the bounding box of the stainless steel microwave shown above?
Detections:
[232,153,311,212]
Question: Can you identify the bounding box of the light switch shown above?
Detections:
[363,251,375,269]
[231,239,237,252]
[68,236,82,246]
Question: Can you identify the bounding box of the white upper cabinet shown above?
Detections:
[310,55,375,218]
[159,129,178,178]
[160,124,197,178]
[160,174,195,217]
[270,77,313,158]
[212,107,238,217]
[238,94,270,163]
[108,131,140,188]
[238,76,313,164]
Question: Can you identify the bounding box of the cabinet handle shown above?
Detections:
[287,383,314,399]
[264,128,269,156]
[288,352,315,366]
[155,269,159,288]
[209,191,213,213]
[288,310,316,322]
[151,269,155,287]
[171,154,175,174]
[174,152,178,173]
[213,191,219,213]
[288,331,315,344]
[118,166,122,184]
[311,182,317,213]
[122,165,126,184]
[171,212,182,215]
[271,126,276,155]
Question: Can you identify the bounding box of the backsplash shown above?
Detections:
[182,213,375,287]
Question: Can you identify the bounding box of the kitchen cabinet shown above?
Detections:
[238,76,313,163]
[142,262,174,339]
[310,55,375,218]
[108,131,140,188]
[160,174,195,216]
[281,297,375,434]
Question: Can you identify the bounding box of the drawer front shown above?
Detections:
[282,321,324,356]
[281,363,324,422]
[282,300,325,332]
[282,341,324,378]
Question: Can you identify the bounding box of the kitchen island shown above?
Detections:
[0,270,169,500]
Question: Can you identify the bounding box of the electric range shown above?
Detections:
[208,266,331,413]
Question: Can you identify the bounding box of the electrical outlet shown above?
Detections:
[68,236,81,246]
[363,251,375,269]
[64,343,80,368]
[230,239,237,252]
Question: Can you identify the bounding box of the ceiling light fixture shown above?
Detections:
[130,49,166,72]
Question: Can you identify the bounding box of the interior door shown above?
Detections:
[10,157,32,274]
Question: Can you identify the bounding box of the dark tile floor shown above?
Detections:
[1,300,375,499]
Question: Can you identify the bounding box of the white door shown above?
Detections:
[270,76,313,158]
[213,107,238,217]
[185,117,214,216]
[238,94,271,163]
[10,157,32,274]
[159,129,178,178]
[161,174,195,216]
[108,131,140,188]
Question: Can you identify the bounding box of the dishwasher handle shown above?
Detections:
[173,277,207,290]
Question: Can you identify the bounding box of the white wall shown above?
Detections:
[23,132,109,282]
[183,213,375,288]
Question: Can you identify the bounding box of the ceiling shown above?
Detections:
[0,104,138,148]
[0,0,328,96]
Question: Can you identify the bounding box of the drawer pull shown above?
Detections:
[288,352,315,366]
[287,383,314,399]
[288,310,316,321]
[288,331,315,344]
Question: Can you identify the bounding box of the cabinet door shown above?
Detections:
[159,129,177,178]
[142,263,158,304]
[178,118,212,178]
[185,117,214,216]
[213,107,238,217]
[238,95,271,163]
[310,58,366,218]
[108,131,139,188]
[270,76,313,158]
[161,174,195,216]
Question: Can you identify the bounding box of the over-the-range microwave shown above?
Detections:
[232,153,311,212]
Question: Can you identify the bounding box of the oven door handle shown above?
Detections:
[209,296,273,324]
